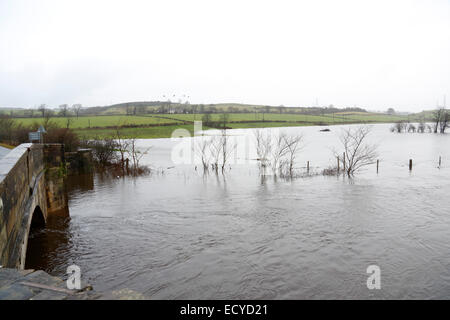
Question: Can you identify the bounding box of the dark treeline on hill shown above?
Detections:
[0,101,368,118]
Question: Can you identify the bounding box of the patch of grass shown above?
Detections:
[15,115,183,129]
[226,122,314,129]
[74,124,203,139]
[0,143,14,149]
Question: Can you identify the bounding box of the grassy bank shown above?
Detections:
[0,143,14,149]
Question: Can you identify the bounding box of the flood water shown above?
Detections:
[26,123,450,299]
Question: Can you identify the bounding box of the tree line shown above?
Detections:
[391,107,449,134]
[2,102,369,118]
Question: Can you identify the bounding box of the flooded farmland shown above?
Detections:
[26,124,450,299]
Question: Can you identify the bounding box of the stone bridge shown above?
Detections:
[0,144,68,269]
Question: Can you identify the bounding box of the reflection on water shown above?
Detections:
[25,215,71,275]
[66,173,94,196]
[26,124,450,299]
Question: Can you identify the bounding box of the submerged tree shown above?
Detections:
[220,129,236,172]
[439,111,449,134]
[254,129,272,176]
[335,126,378,177]
[407,123,416,133]
[432,108,449,134]
[113,125,131,168]
[270,133,289,175]
[126,137,151,174]
[195,136,212,172]
[391,121,407,133]
[194,129,235,174]
[282,134,304,176]
[417,121,426,133]
[254,129,304,177]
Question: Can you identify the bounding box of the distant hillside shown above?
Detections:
[0,101,438,120]
[78,101,369,116]
[2,101,370,117]
[410,110,436,121]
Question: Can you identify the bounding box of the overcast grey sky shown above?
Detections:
[0,0,449,111]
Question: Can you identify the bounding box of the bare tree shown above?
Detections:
[209,134,222,172]
[270,133,289,175]
[43,109,55,129]
[432,108,450,133]
[433,108,443,133]
[113,125,131,167]
[126,137,151,174]
[335,126,378,177]
[417,121,426,133]
[65,116,74,129]
[282,134,304,176]
[195,136,212,171]
[407,123,416,133]
[72,104,82,118]
[391,121,407,133]
[220,129,236,172]
[439,110,449,133]
[38,104,47,118]
[59,104,69,117]
[254,129,272,176]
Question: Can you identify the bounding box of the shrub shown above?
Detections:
[44,128,80,152]
[81,137,119,165]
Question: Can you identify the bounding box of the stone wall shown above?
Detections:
[0,143,69,268]
[0,144,47,268]
[65,148,93,176]
[43,144,69,217]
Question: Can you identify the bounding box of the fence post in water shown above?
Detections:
[439,156,441,168]
[376,159,379,173]
[307,161,310,173]
[337,157,340,173]
[409,159,412,171]
[343,152,346,173]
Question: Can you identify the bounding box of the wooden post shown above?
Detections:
[126,158,129,172]
[439,156,441,167]
[343,152,346,172]
[376,159,379,173]
[409,159,412,171]
[307,161,310,173]
[337,157,340,173]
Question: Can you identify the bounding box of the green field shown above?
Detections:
[12,112,411,139]
[16,115,183,129]
[75,124,199,139]
[151,112,407,123]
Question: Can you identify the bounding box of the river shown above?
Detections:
[25,123,450,299]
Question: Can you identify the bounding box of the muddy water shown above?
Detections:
[26,124,450,299]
